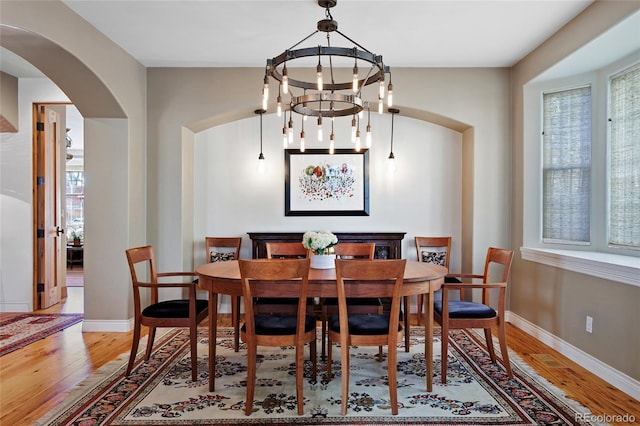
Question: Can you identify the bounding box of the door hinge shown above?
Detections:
[37,229,45,238]
[36,121,44,131]
[37,283,45,292]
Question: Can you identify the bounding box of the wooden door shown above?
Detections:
[34,105,63,309]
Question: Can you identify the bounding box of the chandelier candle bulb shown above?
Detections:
[352,63,358,92]
[282,66,288,94]
[317,61,323,91]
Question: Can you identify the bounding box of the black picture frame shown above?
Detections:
[284,149,369,216]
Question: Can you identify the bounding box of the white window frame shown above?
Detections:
[522,52,640,288]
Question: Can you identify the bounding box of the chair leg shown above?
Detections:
[126,320,142,376]
[296,344,305,415]
[321,307,328,359]
[310,336,317,381]
[387,343,399,415]
[417,294,424,325]
[144,326,156,361]
[190,323,198,382]
[340,345,350,415]
[245,343,257,416]
[377,304,384,360]
[403,296,410,352]
[441,322,449,384]
[231,296,240,352]
[484,328,497,363]
[497,323,513,378]
[326,334,333,380]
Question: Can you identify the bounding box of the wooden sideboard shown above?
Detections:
[247,232,406,259]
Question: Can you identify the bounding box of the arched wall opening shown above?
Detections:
[181,106,475,308]
[0,24,140,328]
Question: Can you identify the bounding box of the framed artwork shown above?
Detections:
[285,149,369,216]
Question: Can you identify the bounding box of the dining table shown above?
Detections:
[196,259,447,393]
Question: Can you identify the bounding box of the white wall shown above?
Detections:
[193,113,463,312]
[0,78,69,311]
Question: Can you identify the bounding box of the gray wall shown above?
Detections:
[510,1,640,381]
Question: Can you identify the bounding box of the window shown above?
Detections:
[66,171,84,238]
[542,86,591,243]
[609,64,640,249]
[522,55,640,287]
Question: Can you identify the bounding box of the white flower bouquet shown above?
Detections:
[302,231,338,255]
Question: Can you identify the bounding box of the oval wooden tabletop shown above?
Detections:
[196,259,447,284]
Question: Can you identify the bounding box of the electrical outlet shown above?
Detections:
[586,316,593,333]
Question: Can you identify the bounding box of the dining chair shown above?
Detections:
[239,258,317,416]
[327,258,407,416]
[254,242,311,315]
[414,236,462,320]
[265,242,310,259]
[205,237,242,351]
[435,247,514,383]
[321,243,381,358]
[125,245,208,382]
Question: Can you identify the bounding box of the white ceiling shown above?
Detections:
[1,0,596,78]
[61,0,594,68]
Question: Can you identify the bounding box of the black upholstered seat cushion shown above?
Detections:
[242,314,316,336]
[142,299,208,318]
[328,314,402,335]
[434,300,497,319]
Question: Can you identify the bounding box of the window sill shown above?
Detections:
[520,247,640,288]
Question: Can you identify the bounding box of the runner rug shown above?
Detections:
[37,327,602,426]
[0,313,83,356]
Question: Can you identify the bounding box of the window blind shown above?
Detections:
[609,64,640,248]
[542,86,591,243]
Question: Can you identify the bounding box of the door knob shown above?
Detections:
[56,226,65,236]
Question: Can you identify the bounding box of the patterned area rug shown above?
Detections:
[37,327,602,426]
[0,313,83,356]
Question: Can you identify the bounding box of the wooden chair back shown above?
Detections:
[479,247,514,305]
[334,242,375,259]
[239,258,312,334]
[205,237,241,263]
[334,259,407,326]
[266,242,310,259]
[126,245,159,305]
[415,236,452,268]
[205,237,242,351]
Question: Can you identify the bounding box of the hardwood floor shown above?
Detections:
[1,289,637,425]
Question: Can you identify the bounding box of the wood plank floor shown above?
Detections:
[1,288,637,425]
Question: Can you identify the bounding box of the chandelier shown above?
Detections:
[261,0,394,152]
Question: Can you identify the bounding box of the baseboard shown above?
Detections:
[507,311,640,400]
[0,303,31,312]
[82,318,133,332]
